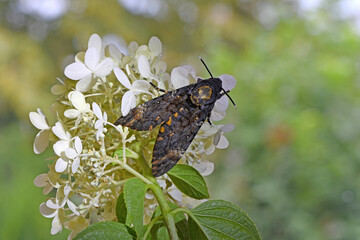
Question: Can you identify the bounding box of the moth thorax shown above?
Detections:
[190,85,213,106]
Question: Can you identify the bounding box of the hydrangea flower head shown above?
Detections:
[30,33,236,238]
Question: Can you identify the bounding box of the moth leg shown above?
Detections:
[207,118,213,125]
[150,82,167,93]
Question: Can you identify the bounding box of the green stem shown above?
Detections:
[149,184,178,240]
[142,215,163,240]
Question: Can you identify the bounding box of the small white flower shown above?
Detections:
[29,108,51,154]
[52,122,72,173]
[114,67,151,116]
[64,91,91,125]
[65,137,83,173]
[40,198,66,235]
[92,102,108,140]
[64,34,114,92]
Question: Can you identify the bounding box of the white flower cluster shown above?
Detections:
[30,33,235,238]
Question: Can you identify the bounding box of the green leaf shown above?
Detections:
[74,222,134,240]
[113,148,139,159]
[116,192,127,224]
[176,219,191,240]
[167,164,209,199]
[124,178,148,237]
[188,200,261,240]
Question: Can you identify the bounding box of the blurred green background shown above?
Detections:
[1,0,360,239]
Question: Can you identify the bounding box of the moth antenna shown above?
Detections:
[222,88,237,109]
[199,56,236,109]
[199,56,214,78]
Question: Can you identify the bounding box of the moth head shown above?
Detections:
[190,80,221,106]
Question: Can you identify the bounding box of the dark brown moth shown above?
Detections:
[114,58,235,177]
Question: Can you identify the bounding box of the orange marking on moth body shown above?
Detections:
[157,137,164,141]
[169,132,174,137]
[160,126,165,133]
[149,125,153,130]
[155,116,161,121]
[179,107,184,112]
[166,117,172,126]
[173,112,178,118]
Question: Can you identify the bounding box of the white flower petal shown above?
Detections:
[168,187,182,202]
[114,67,131,89]
[55,158,68,173]
[128,41,138,56]
[171,67,189,89]
[92,102,102,119]
[214,95,229,112]
[69,91,87,111]
[219,74,236,91]
[67,199,80,215]
[216,135,229,149]
[53,140,70,156]
[94,58,114,77]
[65,148,77,159]
[221,124,235,132]
[64,62,91,80]
[33,173,48,187]
[88,33,102,56]
[64,184,71,197]
[145,192,154,199]
[149,36,162,56]
[74,137,82,154]
[181,65,196,79]
[156,179,166,189]
[71,157,80,173]
[43,184,53,195]
[51,84,67,95]
[29,109,49,130]
[51,215,62,235]
[95,120,103,130]
[85,47,99,71]
[103,112,108,122]
[34,129,50,154]
[46,198,59,209]
[210,110,226,122]
[138,55,151,78]
[193,161,214,176]
[40,202,57,218]
[76,75,96,92]
[108,44,122,62]
[52,122,69,140]
[132,80,150,93]
[64,109,81,119]
[121,91,136,116]
[213,131,221,146]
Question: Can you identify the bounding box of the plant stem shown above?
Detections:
[149,184,178,240]
[143,215,163,240]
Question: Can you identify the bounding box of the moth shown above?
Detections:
[114,58,236,177]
